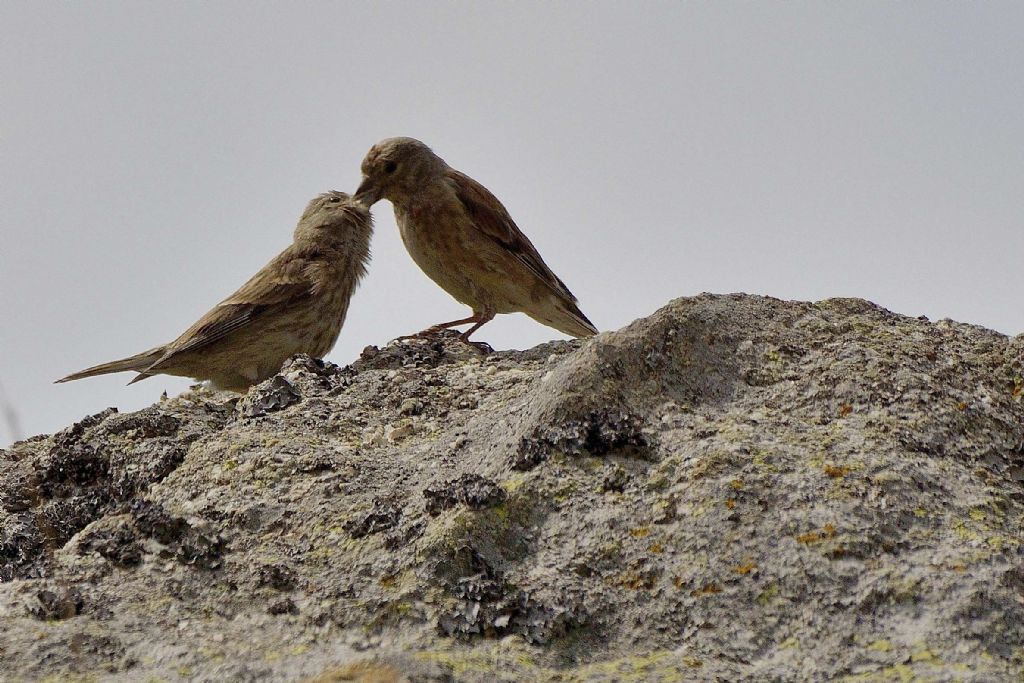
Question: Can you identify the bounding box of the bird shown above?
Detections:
[56,191,372,392]
[352,137,597,346]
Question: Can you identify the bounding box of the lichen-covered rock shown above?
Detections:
[0,294,1022,681]
[423,474,508,515]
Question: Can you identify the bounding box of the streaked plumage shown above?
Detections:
[57,192,372,391]
[353,137,597,343]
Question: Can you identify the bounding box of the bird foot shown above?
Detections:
[459,337,493,354]
[391,328,492,354]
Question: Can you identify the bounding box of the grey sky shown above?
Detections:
[2,2,1022,445]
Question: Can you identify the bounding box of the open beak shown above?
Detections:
[353,177,382,207]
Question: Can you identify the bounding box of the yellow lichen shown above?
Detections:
[690,582,721,597]
[824,465,850,478]
[757,584,780,606]
[732,559,757,575]
[796,524,837,544]
[910,647,936,663]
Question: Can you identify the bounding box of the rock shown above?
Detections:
[27,587,83,621]
[237,375,302,417]
[0,293,1022,681]
[423,474,508,515]
[343,499,402,539]
[398,398,423,416]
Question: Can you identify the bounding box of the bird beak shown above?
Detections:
[353,177,382,207]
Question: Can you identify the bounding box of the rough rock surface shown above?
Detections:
[1,294,1023,682]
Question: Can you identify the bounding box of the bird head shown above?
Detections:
[354,137,445,208]
[295,191,372,245]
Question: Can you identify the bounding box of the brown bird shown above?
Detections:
[353,137,597,344]
[56,191,372,392]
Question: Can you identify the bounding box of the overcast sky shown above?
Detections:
[2,2,1022,445]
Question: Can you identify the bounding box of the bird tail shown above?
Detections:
[537,299,599,339]
[55,347,165,384]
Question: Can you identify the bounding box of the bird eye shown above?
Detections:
[328,196,342,203]
[383,161,397,173]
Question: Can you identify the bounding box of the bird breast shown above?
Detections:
[394,203,493,310]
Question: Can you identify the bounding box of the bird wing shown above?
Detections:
[448,169,579,303]
[148,250,313,365]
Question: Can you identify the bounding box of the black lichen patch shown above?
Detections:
[431,544,496,585]
[40,494,110,547]
[353,340,444,371]
[35,408,117,499]
[78,523,143,567]
[107,418,188,500]
[257,563,297,591]
[3,412,120,577]
[436,550,586,645]
[0,514,45,581]
[294,354,339,372]
[56,408,119,440]
[0,473,36,513]
[277,354,348,396]
[437,573,511,639]
[109,445,187,499]
[513,408,652,471]
[344,499,401,539]
[101,410,180,438]
[237,376,302,417]
[129,500,225,569]
[1,405,214,581]
[351,331,474,372]
[268,597,299,615]
[28,587,84,621]
[39,440,110,497]
[510,444,547,472]
[423,474,508,515]
[129,500,190,545]
[284,354,342,379]
[383,519,427,552]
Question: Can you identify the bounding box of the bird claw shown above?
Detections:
[460,338,493,354]
[391,327,492,354]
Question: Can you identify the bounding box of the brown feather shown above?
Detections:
[447,169,578,303]
[57,191,373,390]
[150,249,315,364]
[356,137,597,339]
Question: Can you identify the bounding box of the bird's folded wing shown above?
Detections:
[149,254,313,364]
[448,169,579,303]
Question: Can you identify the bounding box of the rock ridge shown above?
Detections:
[1,293,1022,681]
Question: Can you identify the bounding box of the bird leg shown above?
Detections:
[395,314,480,340]
[456,312,494,338]
[456,312,497,353]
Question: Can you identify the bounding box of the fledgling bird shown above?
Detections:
[56,191,372,392]
[353,137,597,344]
